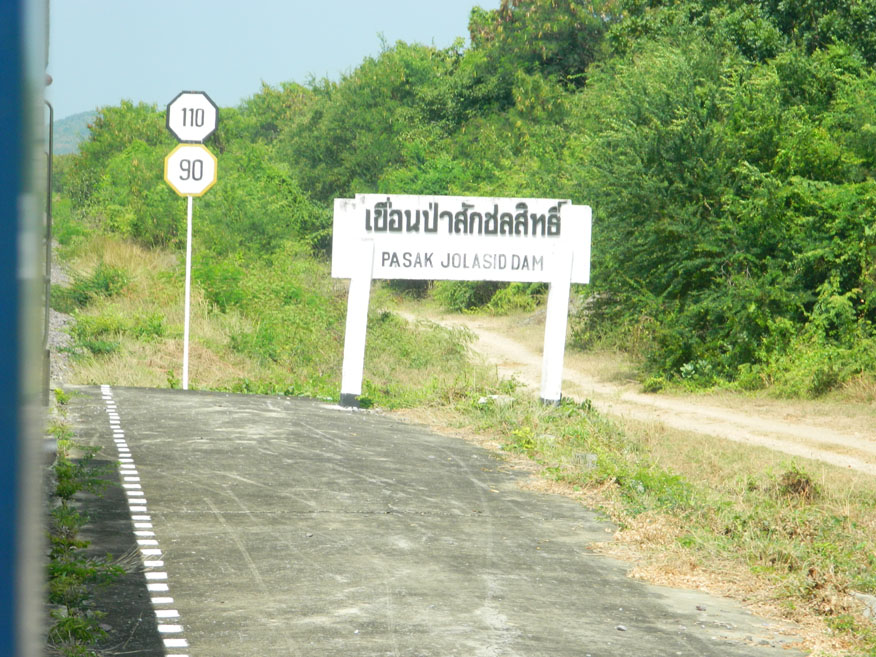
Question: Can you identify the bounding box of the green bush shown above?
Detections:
[485,282,542,314]
[130,311,166,340]
[198,141,330,256]
[51,263,128,314]
[67,311,127,357]
[433,280,503,312]
[90,140,181,245]
[195,259,245,312]
[51,197,90,247]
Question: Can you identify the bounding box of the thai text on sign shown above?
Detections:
[332,194,591,284]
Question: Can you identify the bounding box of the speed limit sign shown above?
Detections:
[164,91,220,391]
[166,91,218,143]
[164,143,217,197]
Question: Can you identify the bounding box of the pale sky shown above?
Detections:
[46,0,498,120]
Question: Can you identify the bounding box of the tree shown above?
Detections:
[469,0,614,86]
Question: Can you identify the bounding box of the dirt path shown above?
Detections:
[400,309,876,477]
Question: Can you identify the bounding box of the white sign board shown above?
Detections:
[333,194,590,284]
[166,90,218,143]
[331,194,592,407]
[164,143,218,197]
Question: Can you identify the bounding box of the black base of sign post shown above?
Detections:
[540,396,562,406]
[339,393,360,408]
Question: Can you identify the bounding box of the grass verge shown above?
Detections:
[53,235,491,408]
[46,390,125,657]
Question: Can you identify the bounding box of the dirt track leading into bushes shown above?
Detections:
[401,309,876,477]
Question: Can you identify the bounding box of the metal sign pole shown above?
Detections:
[182,195,193,390]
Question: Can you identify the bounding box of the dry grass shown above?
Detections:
[67,289,294,393]
[64,235,178,284]
[615,413,876,496]
[61,237,265,390]
[841,374,876,404]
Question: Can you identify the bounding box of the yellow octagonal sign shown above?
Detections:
[164,143,217,197]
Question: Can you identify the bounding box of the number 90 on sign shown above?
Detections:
[164,144,218,197]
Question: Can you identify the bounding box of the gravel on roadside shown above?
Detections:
[47,245,73,388]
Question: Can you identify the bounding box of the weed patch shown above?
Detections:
[51,262,128,314]
[364,312,482,408]
[777,466,820,503]
[46,419,124,657]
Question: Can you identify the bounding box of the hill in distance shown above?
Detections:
[53,110,96,155]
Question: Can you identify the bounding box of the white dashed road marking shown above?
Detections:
[100,384,190,657]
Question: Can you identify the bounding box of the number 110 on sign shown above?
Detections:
[181,107,206,128]
[164,144,217,197]
[166,90,218,143]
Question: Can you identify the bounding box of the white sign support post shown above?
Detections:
[182,196,194,388]
[332,195,591,407]
[540,249,573,405]
[164,91,218,390]
[339,242,375,407]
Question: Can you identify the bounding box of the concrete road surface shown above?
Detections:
[65,385,805,657]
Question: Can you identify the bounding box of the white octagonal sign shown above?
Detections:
[166,91,218,143]
[164,144,218,197]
